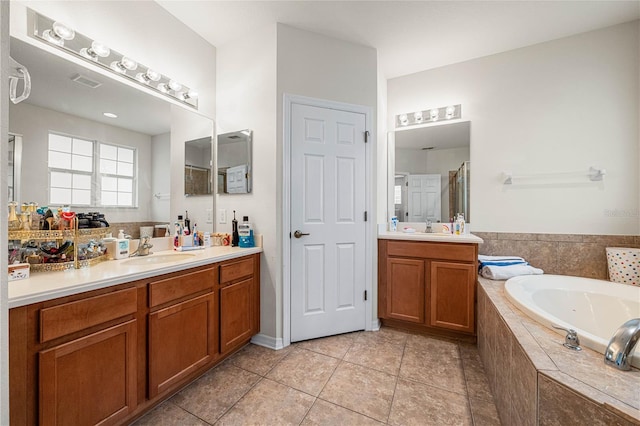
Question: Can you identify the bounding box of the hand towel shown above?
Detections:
[481,264,544,280]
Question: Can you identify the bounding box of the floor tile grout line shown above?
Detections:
[314,396,390,424]
[458,342,478,426]
[210,374,267,424]
[386,340,408,424]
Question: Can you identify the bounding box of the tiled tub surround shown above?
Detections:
[474,232,640,280]
[478,278,640,425]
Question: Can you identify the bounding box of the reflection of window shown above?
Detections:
[48,133,93,205]
[99,144,135,207]
[47,132,136,207]
[394,185,402,204]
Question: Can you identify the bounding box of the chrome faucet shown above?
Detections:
[130,236,154,257]
[604,318,640,371]
[424,219,433,233]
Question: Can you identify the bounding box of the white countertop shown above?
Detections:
[9,246,263,309]
[378,230,483,244]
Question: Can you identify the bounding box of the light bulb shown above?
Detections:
[80,41,111,61]
[414,112,423,123]
[157,83,169,93]
[168,80,182,91]
[430,109,439,120]
[445,105,456,119]
[399,114,408,126]
[111,57,137,73]
[136,69,162,84]
[185,89,198,99]
[52,22,75,40]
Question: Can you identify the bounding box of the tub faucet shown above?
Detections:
[604,318,640,371]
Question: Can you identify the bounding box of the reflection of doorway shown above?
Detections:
[394,172,408,221]
[8,133,21,202]
[407,174,441,223]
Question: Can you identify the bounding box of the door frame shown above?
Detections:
[283,93,375,347]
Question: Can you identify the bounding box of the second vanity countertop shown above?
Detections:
[9,245,263,309]
[378,229,483,244]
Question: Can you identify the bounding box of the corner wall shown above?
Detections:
[387,21,640,235]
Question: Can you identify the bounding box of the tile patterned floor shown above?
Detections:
[133,327,500,425]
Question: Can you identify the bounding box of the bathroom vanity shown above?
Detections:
[8,247,261,425]
[378,230,482,339]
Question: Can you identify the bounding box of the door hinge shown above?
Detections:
[364,211,368,222]
[364,130,370,143]
[364,290,368,301]
[289,232,291,239]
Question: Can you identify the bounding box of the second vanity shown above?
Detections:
[8,246,262,426]
[378,227,483,339]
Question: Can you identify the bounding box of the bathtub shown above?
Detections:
[505,275,640,368]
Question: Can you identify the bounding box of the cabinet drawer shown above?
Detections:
[40,287,137,343]
[387,241,475,262]
[149,267,215,308]
[219,257,254,285]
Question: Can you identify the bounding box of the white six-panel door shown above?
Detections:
[290,103,367,342]
[408,174,441,223]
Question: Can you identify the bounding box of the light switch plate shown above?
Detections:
[218,208,226,224]
[206,208,213,224]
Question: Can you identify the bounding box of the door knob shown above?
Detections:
[293,230,310,238]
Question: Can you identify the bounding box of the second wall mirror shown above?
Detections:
[217,130,252,194]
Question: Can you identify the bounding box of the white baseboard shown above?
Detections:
[250,333,285,350]
[368,319,381,331]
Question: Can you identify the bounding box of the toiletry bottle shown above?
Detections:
[192,223,199,246]
[184,210,191,235]
[174,222,180,248]
[459,213,466,235]
[232,210,239,247]
[450,217,454,234]
[177,215,184,235]
[455,214,461,235]
[238,216,254,248]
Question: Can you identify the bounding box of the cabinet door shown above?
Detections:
[385,257,425,323]
[220,278,254,354]
[39,320,137,426]
[429,261,476,333]
[148,292,217,398]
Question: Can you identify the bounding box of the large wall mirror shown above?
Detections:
[217,130,252,194]
[184,137,212,196]
[8,37,212,223]
[390,121,470,223]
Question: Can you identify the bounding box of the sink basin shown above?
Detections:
[123,253,196,266]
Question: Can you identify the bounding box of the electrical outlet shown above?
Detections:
[218,209,226,224]
[206,208,213,224]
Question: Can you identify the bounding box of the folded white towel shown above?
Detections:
[478,255,525,262]
[481,264,544,280]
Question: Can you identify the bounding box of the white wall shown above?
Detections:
[276,24,378,337]
[151,132,170,222]
[387,21,640,234]
[9,102,154,222]
[215,24,278,338]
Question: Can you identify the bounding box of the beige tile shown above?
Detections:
[459,344,495,403]
[556,242,608,279]
[217,378,315,426]
[228,343,291,376]
[344,335,404,375]
[510,342,537,426]
[170,363,260,424]
[266,348,338,396]
[405,333,460,357]
[319,362,396,422]
[536,233,584,242]
[496,233,532,241]
[493,318,513,425]
[388,378,473,426]
[582,235,637,246]
[301,399,383,426]
[469,397,501,426]
[295,332,356,359]
[357,327,409,345]
[473,232,498,241]
[524,241,558,274]
[133,401,208,426]
[400,343,467,395]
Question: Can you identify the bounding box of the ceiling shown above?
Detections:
[157,1,639,79]
[395,121,470,150]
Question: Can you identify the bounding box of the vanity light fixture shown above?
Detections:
[396,104,462,128]
[30,9,199,109]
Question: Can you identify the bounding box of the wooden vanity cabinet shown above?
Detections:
[219,256,260,354]
[378,240,478,337]
[148,267,218,398]
[9,253,261,426]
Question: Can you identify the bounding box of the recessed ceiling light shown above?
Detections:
[103,112,118,118]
